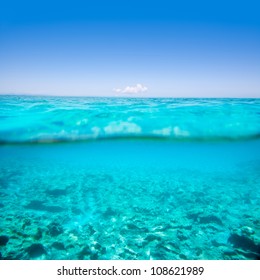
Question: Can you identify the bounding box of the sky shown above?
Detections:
[0,0,260,97]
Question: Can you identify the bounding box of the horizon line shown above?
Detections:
[0,93,259,99]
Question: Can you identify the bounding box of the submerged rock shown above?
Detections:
[177,230,189,241]
[222,247,236,256]
[25,200,46,211]
[26,243,46,258]
[25,200,65,213]
[90,252,99,260]
[103,207,117,218]
[241,226,255,236]
[34,228,44,240]
[78,245,91,259]
[0,235,9,246]
[48,222,63,237]
[145,234,162,242]
[52,242,66,250]
[199,215,223,225]
[228,233,260,259]
[46,188,67,197]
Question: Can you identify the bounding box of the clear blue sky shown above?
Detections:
[1,0,260,97]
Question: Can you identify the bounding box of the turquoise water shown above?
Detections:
[0,96,260,260]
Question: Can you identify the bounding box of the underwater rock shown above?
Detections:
[52,242,66,250]
[228,233,260,259]
[34,228,44,240]
[179,253,188,260]
[26,243,46,258]
[186,211,202,222]
[151,244,168,259]
[90,252,99,260]
[0,235,9,246]
[222,247,237,257]
[199,215,223,225]
[82,224,96,236]
[94,242,105,252]
[177,230,189,241]
[25,200,46,211]
[46,188,67,197]
[125,223,146,234]
[145,234,162,242]
[25,200,65,213]
[241,226,255,236]
[22,218,32,230]
[78,245,91,259]
[103,207,117,218]
[48,222,63,237]
[126,223,140,230]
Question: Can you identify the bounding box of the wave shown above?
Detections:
[0,96,259,145]
[1,132,260,145]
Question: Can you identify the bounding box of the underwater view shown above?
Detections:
[0,95,259,260]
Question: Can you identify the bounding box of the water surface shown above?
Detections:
[0,96,259,260]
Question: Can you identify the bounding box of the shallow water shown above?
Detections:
[0,96,260,260]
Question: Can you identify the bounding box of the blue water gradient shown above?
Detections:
[0,96,259,260]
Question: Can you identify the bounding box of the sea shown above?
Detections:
[0,95,259,260]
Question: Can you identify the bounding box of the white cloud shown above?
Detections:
[113,83,148,94]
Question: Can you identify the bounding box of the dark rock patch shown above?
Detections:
[90,252,99,260]
[152,244,167,260]
[25,200,46,211]
[48,222,63,237]
[0,202,4,208]
[25,201,65,213]
[103,207,117,218]
[46,188,67,197]
[26,243,46,258]
[78,246,91,259]
[145,234,162,242]
[34,228,44,240]
[199,215,223,225]
[179,253,188,260]
[222,248,237,257]
[124,223,147,234]
[177,230,189,241]
[22,218,31,229]
[0,235,9,246]
[94,243,106,254]
[52,242,65,250]
[187,212,200,222]
[228,233,259,252]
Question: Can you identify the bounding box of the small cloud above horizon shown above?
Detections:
[113,83,148,94]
